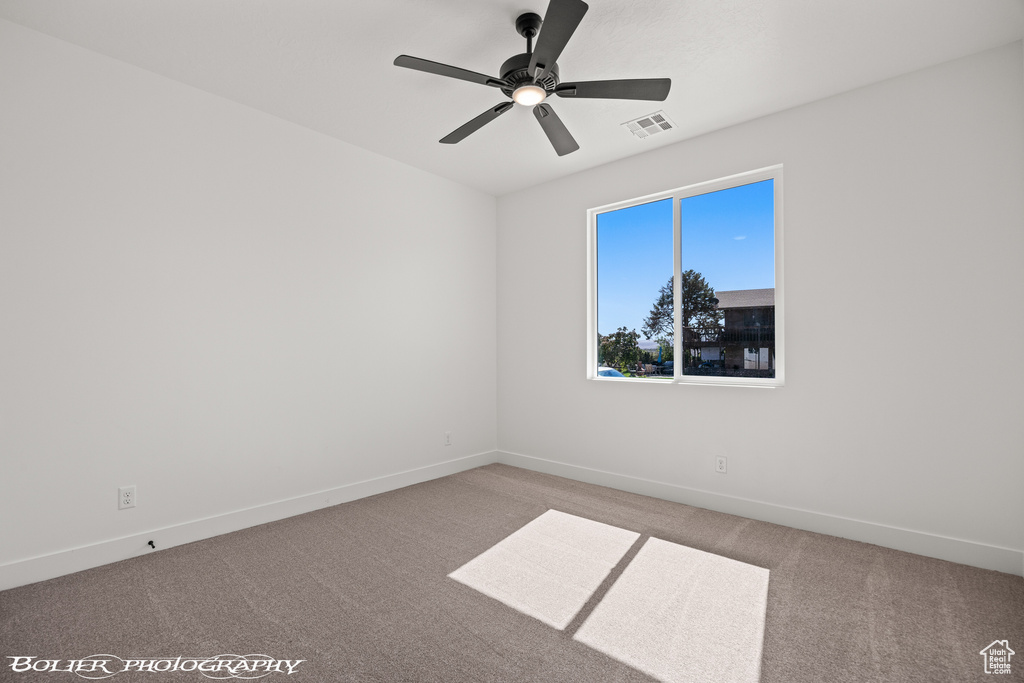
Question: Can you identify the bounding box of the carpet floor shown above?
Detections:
[1,464,1022,682]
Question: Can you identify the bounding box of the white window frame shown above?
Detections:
[587,165,784,388]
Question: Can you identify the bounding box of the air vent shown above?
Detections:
[623,111,675,139]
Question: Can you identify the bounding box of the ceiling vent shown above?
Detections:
[623,111,675,139]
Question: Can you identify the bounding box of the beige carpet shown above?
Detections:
[449,509,640,630]
[575,537,769,683]
[451,509,770,682]
[1,463,1022,682]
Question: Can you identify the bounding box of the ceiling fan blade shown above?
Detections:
[533,103,579,156]
[555,78,671,101]
[529,0,589,82]
[440,102,515,144]
[394,55,509,89]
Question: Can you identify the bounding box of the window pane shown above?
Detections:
[679,179,775,378]
[596,198,673,378]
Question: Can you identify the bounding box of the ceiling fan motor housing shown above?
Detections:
[500,53,560,99]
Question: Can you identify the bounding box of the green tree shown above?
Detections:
[642,270,722,367]
[654,336,674,362]
[598,327,641,372]
[642,279,673,341]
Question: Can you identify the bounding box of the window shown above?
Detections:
[588,166,783,386]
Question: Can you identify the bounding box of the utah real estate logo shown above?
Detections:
[979,640,1014,675]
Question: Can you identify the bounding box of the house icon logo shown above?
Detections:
[979,640,1014,674]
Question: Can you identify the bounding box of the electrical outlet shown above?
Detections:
[444,431,452,447]
[715,457,728,474]
[118,485,136,509]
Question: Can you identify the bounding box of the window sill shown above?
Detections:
[590,376,780,388]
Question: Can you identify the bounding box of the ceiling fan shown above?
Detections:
[394,0,671,156]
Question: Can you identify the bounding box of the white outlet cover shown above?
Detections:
[118,485,136,509]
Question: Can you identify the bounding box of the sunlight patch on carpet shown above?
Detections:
[448,509,639,629]
[574,537,769,683]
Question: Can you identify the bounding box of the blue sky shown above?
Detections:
[596,179,774,338]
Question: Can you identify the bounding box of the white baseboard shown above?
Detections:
[496,450,1024,577]
[0,451,498,591]
[6,449,1020,591]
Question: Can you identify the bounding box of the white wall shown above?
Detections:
[0,20,497,586]
[496,43,1024,572]
[2,18,1020,586]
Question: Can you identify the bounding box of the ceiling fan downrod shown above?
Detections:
[515,12,542,54]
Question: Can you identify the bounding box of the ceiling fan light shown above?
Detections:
[512,84,547,106]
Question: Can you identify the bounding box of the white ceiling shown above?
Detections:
[1,0,1022,196]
